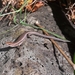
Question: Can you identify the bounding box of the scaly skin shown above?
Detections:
[6,31,70,47]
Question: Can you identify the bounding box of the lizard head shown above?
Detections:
[6,42,15,47]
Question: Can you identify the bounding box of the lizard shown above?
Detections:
[6,31,70,47]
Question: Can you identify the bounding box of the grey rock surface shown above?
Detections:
[0,4,74,75]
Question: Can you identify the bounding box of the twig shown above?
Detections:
[35,21,75,70]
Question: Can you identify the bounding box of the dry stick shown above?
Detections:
[35,21,75,70]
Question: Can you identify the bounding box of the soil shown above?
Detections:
[0,1,75,75]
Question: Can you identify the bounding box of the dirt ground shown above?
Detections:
[0,1,75,75]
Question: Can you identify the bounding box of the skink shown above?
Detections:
[6,31,70,47]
